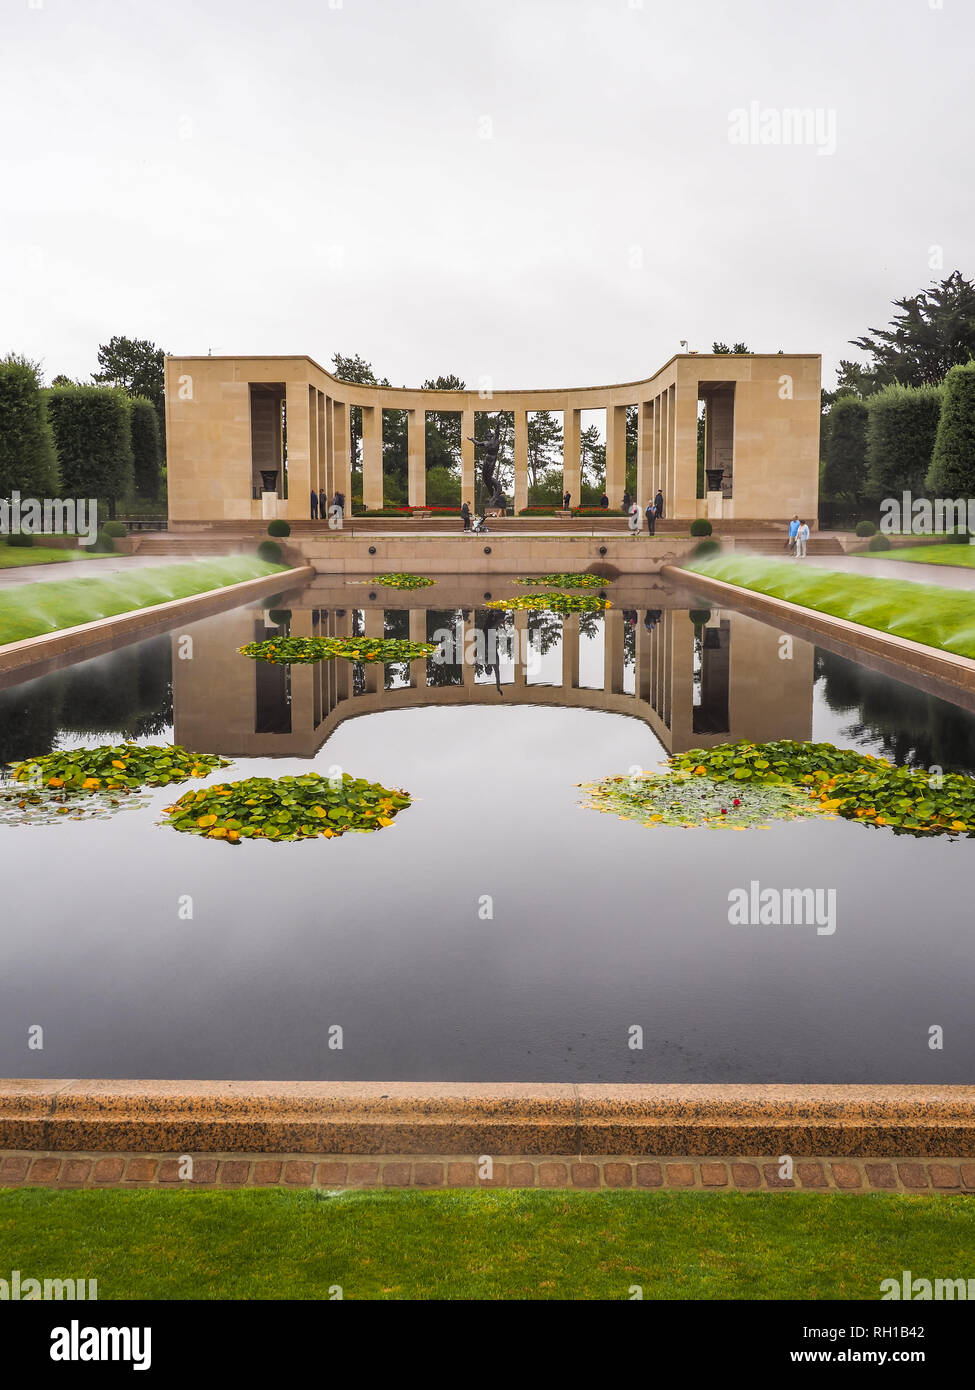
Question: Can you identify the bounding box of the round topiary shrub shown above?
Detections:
[267,519,291,538]
[268,609,292,627]
[689,609,712,627]
[103,520,128,538]
[6,533,33,548]
[257,540,282,563]
[690,519,713,537]
[855,520,877,537]
[693,539,721,559]
[868,533,892,551]
[83,531,114,553]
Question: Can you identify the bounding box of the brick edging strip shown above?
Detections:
[664,564,975,699]
[0,565,314,685]
[3,1083,975,1157]
[3,1151,974,1193]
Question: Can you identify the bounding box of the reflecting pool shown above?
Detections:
[2,575,974,1082]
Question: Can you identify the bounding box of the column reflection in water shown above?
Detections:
[171,594,815,760]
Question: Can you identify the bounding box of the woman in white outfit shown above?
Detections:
[795,520,810,559]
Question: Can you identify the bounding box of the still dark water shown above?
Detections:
[2,581,974,1082]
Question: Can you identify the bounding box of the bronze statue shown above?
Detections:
[468,420,506,511]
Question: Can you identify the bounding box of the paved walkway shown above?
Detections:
[804,553,975,591]
[2,1150,970,1192]
[0,555,179,590]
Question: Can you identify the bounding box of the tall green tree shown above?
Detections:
[0,355,60,497]
[94,336,166,448]
[526,409,563,488]
[422,374,465,475]
[926,361,975,496]
[865,383,943,499]
[331,352,390,480]
[840,271,975,393]
[822,395,869,503]
[47,386,134,518]
[580,423,604,491]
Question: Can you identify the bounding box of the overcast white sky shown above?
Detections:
[2,0,972,393]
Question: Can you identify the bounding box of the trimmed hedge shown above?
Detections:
[257,540,282,563]
[103,520,128,538]
[47,386,133,514]
[0,357,59,497]
[868,533,892,551]
[267,519,291,537]
[866,383,942,500]
[927,361,975,496]
[690,519,713,537]
[855,520,877,537]
[129,396,162,499]
[823,395,869,503]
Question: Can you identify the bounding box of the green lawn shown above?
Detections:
[684,554,975,658]
[0,556,288,646]
[0,545,113,569]
[1,1188,970,1300]
[858,544,975,569]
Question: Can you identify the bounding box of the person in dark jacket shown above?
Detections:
[654,488,664,520]
[600,493,609,509]
[645,500,656,536]
[319,488,328,521]
[563,491,571,510]
[622,490,632,513]
[310,489,319,520]
[461,501,471,532]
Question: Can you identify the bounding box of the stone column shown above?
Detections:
[636,400,652,508]
[362,403,383,510]
[606,404,627,509]
[408,408,426,507]
[603,608,624,695]
[513,609,528,687]
[562,407,580,510]
[316,391,326,496]
[513,410,528,515]
[561,614,579,690]
[332,400,351,506]
[364,607,385,694]
[409,608,427,690]
[461,408,475,511]
[284,381,312,522]
[636,623,652,703]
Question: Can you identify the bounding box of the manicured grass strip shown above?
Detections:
[1,1188,970,1300]
[858,544,975,569]
[684,555,975,659]
[0,557,288,646]
[0,546,113,569]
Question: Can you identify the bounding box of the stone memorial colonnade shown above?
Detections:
[164,352,821,525]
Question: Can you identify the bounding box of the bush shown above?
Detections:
[6,532,33,548]
[690,519,713,537]
[267,519,291,537]
[267,609,292,626]
[693,539,721,559]
[103,520,128,538]
[1,357,60,498]
[82,530,115,553]
[689,609,712,627]
[257,540,282,564]
[927,361,975,496]
[823,395,869,503]
[868,533,892,551]
[47,386,134,516]
[866,383,942,499]
[128,396,162,499]
[855,519,877,537]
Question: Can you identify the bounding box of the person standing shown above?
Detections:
[787,514,800,553]
[461,500,471,532]
[332,490,345,520]
[310,489,319,520]
[622,489,632,514]
[563,490,571,510]
[645,499,656,536]
[600,492,609,509]
[796,520,810,559]
[319,488,328,522]
[654,487,664,520]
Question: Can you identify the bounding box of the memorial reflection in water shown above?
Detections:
[172,579,815,760]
